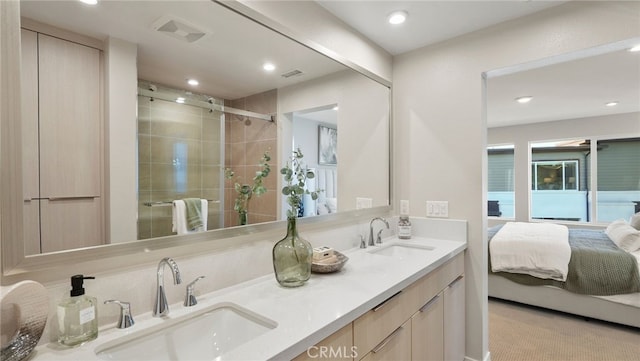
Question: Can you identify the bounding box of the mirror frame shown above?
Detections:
[1,0,393,282]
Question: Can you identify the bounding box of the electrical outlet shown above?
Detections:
[356,197,373,209]
[426,201,449,218]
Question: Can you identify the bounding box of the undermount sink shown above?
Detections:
[95,302,277,361]
[368,242,434,259]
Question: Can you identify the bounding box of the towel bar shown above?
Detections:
[143,200,219,207]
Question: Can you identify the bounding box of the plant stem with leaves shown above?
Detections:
[224,152,271,224]
[280,148,320,219]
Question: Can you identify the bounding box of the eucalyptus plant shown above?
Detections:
[224,152,271,224]
[281,148,320,218]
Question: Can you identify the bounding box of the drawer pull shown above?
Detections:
[372,325,404,353]
[419,295,440,313]
[26,196,99,201]
[48,196,99,201]
[449,275,464,286]
[372,291,402,312]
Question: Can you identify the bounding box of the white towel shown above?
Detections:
[172,199,208,235]
[490,222,571,281]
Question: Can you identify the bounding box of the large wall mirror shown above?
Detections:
[4,0,390,275]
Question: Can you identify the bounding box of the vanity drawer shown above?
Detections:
[353,286,417,356]
[359,319,411,361]
[411,253,464,309]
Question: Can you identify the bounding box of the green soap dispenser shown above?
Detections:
[57,275,98,347]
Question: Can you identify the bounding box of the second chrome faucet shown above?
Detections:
[368,217,390,246]
[154,257,182,317]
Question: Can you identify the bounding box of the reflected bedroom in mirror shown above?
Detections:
[16,0,390,258]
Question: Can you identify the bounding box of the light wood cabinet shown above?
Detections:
[353,253,465,361]
[411,292,444,361]
[444,275,465,361]
[20,28,104,253]
[291,253,465,361]
[353,288,415,355]
[360,320,411,361]
[294,324,354,361]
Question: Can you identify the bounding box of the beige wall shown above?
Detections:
[105,37,138,243]
[225,89,278,227]
[278,70,390,217]
[393,2,640,360]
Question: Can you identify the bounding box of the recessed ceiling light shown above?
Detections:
[263,62,276,72]
[79,0,98,5]
[388,11,408,25]
[629,44,640,52]
[333,106,339,111]
[605,101,619,107]
[176,97,185,104]
[187,79,199,86]
[515,96,533,104]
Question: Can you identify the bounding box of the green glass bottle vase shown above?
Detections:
[239,210,248,226]
[272,216,312,287]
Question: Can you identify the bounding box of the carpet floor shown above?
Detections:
[489,298,640,361]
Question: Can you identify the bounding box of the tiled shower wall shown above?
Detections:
[225,89,278,227]
[137,95,224,239]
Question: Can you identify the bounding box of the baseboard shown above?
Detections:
[464,351,490,361]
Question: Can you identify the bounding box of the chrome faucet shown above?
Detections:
[153,257,182,317]
[369,217,390,246]
[184,276,205,307]
[104,300,135,329]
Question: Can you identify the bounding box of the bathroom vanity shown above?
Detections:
[27,228,466,361]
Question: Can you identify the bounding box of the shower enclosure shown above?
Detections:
[137,81,225,240]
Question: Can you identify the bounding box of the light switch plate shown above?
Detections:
[400,200,410,215]
[426,201,448,218]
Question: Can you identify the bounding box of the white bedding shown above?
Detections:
[490,222,571,281]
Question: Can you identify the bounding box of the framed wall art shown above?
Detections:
[318,125,337,165]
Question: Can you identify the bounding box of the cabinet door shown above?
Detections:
[37,33,101,197]
[412,293,444,361]
[28,33,104,251]
[360,320,411,361]
[40,198,103,253]
[444,275,465,361]
[294,324,354,361]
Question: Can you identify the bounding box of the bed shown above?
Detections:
[488,221,640,328]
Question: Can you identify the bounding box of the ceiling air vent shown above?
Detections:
[281,69,304,79]
[152,15,207,43]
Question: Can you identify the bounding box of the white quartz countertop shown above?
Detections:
[31,236,466,361]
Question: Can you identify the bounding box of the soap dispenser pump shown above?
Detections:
[57,274,98,347]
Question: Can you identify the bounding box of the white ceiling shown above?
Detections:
[317,0,640,128]
[20,0,345,100]
[19,1,640,127]
[316,0,567,56]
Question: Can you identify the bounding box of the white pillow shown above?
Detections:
[325,198,338,213]
[316,203,329,215]
[629,212,640,231]
[605,219,640,252]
